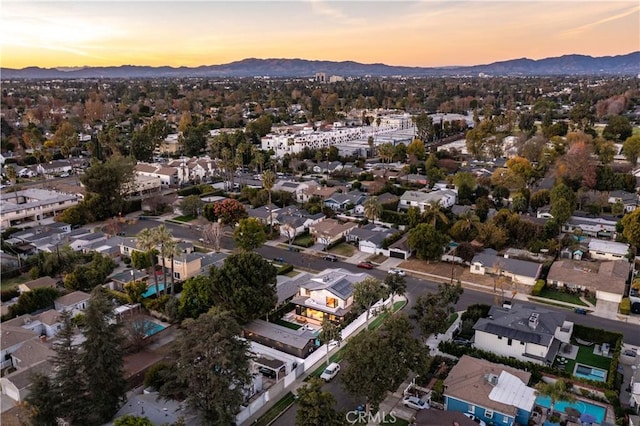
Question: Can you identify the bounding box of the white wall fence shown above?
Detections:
[236,295,395,424]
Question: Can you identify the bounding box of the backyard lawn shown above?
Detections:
[556,342,613,378]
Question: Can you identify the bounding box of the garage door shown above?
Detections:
[389,250,406,259]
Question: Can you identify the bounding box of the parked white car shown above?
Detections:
[320,362,341,382]
[388,268,406,276]
[402,395,429,410]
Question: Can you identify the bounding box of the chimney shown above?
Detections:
[528,312,539,330]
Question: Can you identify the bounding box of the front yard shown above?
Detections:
[328,242,356,257]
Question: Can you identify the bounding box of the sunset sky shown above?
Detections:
[2,1,639,69]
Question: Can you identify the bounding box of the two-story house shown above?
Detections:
[473,304,573,366]
[444,355,536,426]
[291,268,371,324]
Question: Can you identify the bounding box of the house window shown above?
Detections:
[485,410,494,419]
[503,417,509,424]
[326,297,338,308]
[174,272,181,279]
[520,341,525,345]
[474,265,480,271]
[468,405,475,413]
[507,338,512,346]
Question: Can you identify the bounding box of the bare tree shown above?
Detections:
[203,221,222,252]
[121,313,155,354]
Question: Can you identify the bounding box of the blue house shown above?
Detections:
[444,355,536,426]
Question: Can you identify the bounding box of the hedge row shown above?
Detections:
[277,264,294,275]
[620,298,630,315]
[531,279,546,296]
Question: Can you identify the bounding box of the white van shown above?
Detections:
[320,362,341,382]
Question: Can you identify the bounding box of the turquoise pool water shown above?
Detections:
[574,363,607,382]
[135,319,166,337]
[535,395,606,423]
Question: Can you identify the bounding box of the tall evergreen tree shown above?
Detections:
[82,287,126,423]
[164,310,253,425]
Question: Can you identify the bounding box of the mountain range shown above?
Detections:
[2,52,639,79]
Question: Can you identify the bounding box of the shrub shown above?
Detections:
[531,279,546,296]
[1,288,20,302]
[277,264,294,275]
[620,297,631,315]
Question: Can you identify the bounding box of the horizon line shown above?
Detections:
[3,50,639,71]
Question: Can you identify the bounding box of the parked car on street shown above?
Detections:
[323,254,338,262]
[357,261,375,269]
[388,268,405,276]
[320,362,341,382]
[402,396,429,410]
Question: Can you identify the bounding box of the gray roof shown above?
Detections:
[111,269,148,283]
[474,304,565,346]
[243,319,316,350]
[471,249,542,279]
[199,252,227,269]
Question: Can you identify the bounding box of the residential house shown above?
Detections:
[273,180,321,204]
[10,339,54,370]
[376,192,400,207]
[0,360,52,403]
[473,304,573,365]
[403,174,428,186]
[324,191,367,211]
[36,160,72,177]
[0,326,38,369]
[135,163,180,187]
[470,249,542,286]
[68,231,107,251]
[54,291,90,313]
[247,204,281,226]
[277,207,325,239]
[309,219,358,247]
[243,319,318,358]
[347,224,394,255]
[2,310,63,339]
[607,190,638,213]
[444,355,536,426]
[562,214,618,239]
[18,276,57,294]
[291,268,372,324]
[388,234,413,260]
[109,269,149,291]
[83,235,127,258]
[547,259,630,304]
[119,237,143,257]
[588,240,630,261]
[398,189,457,212]
[162,251,228,282]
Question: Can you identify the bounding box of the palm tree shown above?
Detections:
[136,228,159,298]
[262,170,276,237]
[154,225,174,295]
[165,239,180,296]
[451,211,481,241]
[363,196,382,223]
[535,379,575,417]
[422,201,449,228]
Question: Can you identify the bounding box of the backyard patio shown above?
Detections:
[553,338,612,382]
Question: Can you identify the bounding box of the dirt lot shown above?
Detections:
[398,259,528,295]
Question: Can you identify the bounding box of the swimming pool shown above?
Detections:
[136,319,166,337]
[535,395,606,424]
[574,364,607,382]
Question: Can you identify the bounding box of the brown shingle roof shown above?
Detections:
[55,290,90,307]
[19,276,57,291]
[547,259,629,295]
[444,355,531,416]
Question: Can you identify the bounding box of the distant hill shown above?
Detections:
[2,52,639,79]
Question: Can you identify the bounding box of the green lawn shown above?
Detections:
[329,243,356,257]
[172,215,196,223]
[293,233,315,248]
[445,312,459,329]
[253,392,296,426]
[556,342,613,378]
[538,288,587,306]
[1,274,30,291]
[272,318,302,330]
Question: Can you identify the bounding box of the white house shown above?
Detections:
[291,268,372,324]
[398,189,457,212]
[473,304,572,365]
[54,291,90,313]
[1,188,80,228]
[588,240,630,261]
[470,249,542,286]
